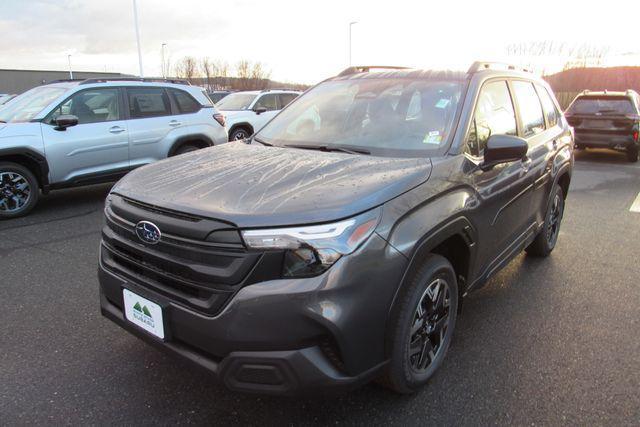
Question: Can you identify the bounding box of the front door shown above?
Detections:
[251,93,280,132]
[464,79,535,276]
[42,87,129,184]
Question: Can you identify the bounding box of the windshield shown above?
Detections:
[0,86,67,123]
[216,93,256,110]
[255,78,464,157]
[568,96,636,115]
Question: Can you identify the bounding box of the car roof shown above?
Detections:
[330,63,546,84]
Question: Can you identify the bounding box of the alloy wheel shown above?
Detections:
[546,193,563,247]
[408,277,451,372]
[0,171,31,213]
[232,130,248,140]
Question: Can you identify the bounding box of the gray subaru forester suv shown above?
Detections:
[0,78,228,218]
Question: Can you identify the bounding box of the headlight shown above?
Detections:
[242,208,381,277]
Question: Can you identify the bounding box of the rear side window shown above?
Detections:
[568,96,636,115]
[170,89,201,114]
[278,93,298,109]
[512,81,545,137]
[467,80,517,157]
[536,85,560,128]
[127,88,171,118]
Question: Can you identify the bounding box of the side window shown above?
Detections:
[49,88,120,125]
[513,81,545,137]
[254,94,278,111]
[467,80,517,157]
[127,87,171,119]
[278,93,298,109]
[170,89,201,114]
[536,85,560,128]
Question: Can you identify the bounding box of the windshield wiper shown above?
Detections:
[284,144,370,155]
[251,136,273,146]
[0,120,6,123]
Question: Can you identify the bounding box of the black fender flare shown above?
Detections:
[167,134,215,156]
[387,215,477,318]
[0,147,50,192]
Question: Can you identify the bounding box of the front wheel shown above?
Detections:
[229,127,251,141]
[526,185,565,257]
[0,162,39,219]
[381,254,458,394]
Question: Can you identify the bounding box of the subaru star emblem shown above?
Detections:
[135,221,161,244]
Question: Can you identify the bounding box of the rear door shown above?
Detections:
[42,87,129,184]
[125,87,177,167]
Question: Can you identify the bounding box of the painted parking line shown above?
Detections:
[630,191,640,213]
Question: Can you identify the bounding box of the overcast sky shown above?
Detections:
[1,0,639,84]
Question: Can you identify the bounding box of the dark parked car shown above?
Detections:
[99,62,573,395]
[207,90,232,104]
[565,90,640,162]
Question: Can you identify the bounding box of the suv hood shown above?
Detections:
[112,142,432,228]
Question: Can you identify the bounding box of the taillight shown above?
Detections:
[213,113,225,127]
[633,130,639,142]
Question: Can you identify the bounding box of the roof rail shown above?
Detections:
[467,61,532,74]
[260,88,300,93]
[46,79,86,84]
[79,77,191,85]
[337,65,410,77]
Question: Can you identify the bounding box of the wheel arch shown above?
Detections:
[167,134,214,157]
[388,216,477,318]
[0,148,50,192]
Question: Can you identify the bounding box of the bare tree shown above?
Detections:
[250,62,271,89]
[174,56,198,82]
[200,58,213,90]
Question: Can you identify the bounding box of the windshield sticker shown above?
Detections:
[435,99,450,109]
[423,131,442,145]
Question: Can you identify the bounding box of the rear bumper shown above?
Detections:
[574,132,636,149]
[98,232,407,395]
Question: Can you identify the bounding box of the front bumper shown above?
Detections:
[98,233,407,395]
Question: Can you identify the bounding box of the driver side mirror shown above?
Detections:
[253,106,267,115]
[481,134,528,170]
[54,114,79,131]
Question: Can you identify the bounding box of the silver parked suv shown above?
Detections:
[0,78,228,218]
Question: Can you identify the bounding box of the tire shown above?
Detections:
[627,145,638,163]
[0,162,39,219]
[173,144,200,156]
[526,185,565,257]
[381,254,459,394]
[229,127,251,141]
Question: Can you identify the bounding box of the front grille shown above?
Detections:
[101,195,264,315]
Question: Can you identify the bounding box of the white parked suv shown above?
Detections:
[0,78,228,218]
[216,89,301,140]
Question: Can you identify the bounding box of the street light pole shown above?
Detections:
[161,43,167,78]
[349,21,358,66]
[133,0,144,77]
[67,54,73,79]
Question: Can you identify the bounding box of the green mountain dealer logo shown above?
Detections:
[132,301,154,327]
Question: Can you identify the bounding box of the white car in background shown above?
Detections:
[216,89,300,140]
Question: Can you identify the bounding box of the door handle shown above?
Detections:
[169,120,181,127]
[109,126,125,134]
[521,157,532,172]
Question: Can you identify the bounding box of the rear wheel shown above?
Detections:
[526,185,564,257]
[627,145,638,162]
[0,162,39,219]
[381,254,458,394]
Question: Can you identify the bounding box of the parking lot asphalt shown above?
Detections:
[1,149,639,425]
